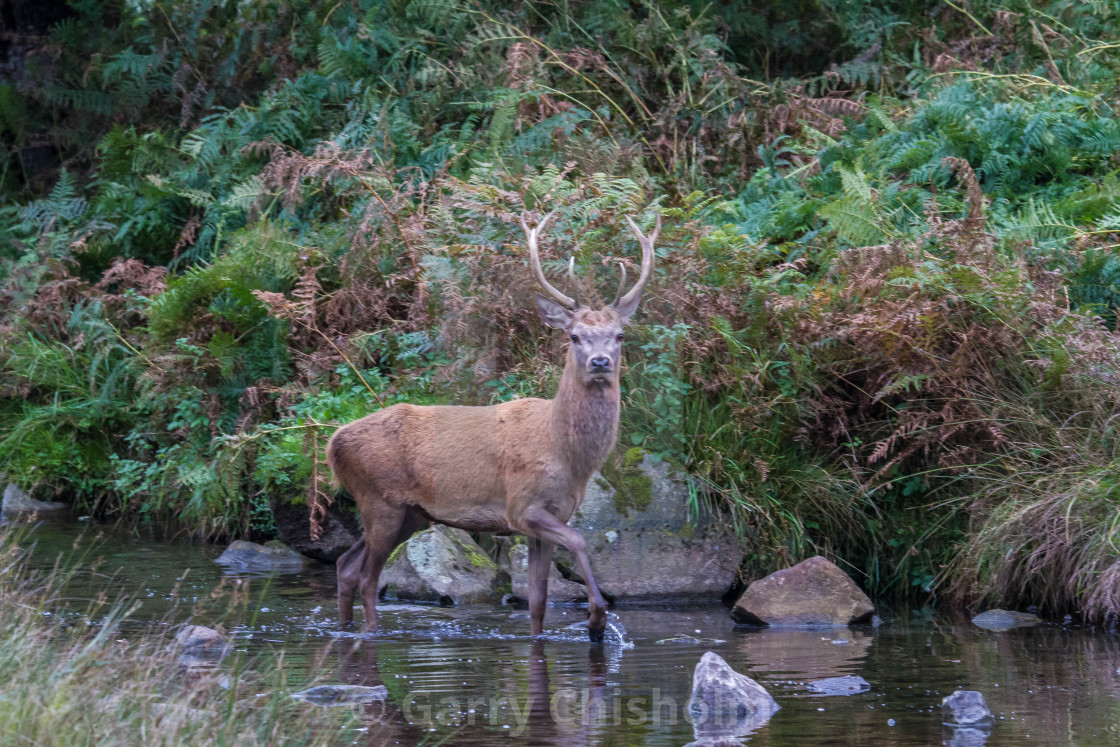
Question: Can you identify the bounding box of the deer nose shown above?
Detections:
[590,355,611,371]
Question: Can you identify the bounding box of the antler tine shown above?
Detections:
[521,209,576,309]
[567,256,583,308]
[611,262,628,307]
[614,214,659,311]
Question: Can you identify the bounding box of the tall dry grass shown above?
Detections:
[0,527,350,746]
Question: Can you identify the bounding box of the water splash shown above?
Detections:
[604,621,634,650]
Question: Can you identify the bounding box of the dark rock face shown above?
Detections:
[293,684,388,706]
[731,556,874,627]
[687,651,780,741]
[942,690,993,726]
[561,452,739,601]
[215,540,306,572]
[1,482,66,519]
[271,499,361,563]
[380,526,500,605]
[971,609,1042,631]
[807,675,871,695]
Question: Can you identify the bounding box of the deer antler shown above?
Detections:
[566,257,583,308]
[522,210,578,309]
[613,214,659,310]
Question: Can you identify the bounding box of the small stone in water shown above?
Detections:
[942,690,992,726]
[293,685,388,706]
[808,675,871,696]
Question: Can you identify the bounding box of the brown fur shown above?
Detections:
[328,332,623,635]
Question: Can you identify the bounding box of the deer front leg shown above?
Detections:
[519,508,608,643]
[527,536,555,636]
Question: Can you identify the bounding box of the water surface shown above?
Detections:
[17,519,1120,745]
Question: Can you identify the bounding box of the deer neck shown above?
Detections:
[551,363,620,478]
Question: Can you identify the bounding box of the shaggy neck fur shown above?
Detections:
[551,357,620,479]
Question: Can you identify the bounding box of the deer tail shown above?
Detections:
[325,429,343,492]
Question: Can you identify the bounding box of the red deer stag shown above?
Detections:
[328,211,658,642]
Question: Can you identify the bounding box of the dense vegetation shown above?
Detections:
[4,0,1120,621]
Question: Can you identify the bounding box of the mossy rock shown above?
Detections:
[380,526,499,605]
[567,452,741,601]
[598,447,654,517]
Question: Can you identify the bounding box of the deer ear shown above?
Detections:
[536,293,574,329]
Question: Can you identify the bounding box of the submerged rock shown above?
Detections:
[688,651,779,741]
[942,690,992,726]
[215,540,306,572]
[971,609,1041,631]
[561,450,739,601]
[1,483,66,518]
[380,526,499,605]
[656,634,728,646]
[174,625,232,668]
[502,540,586,603]
[807,675,871,695]
[293,684,388,706]
[731,556,874,627]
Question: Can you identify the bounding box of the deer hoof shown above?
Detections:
[588,609,607,643]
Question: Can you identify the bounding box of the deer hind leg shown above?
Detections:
[527,537,555,637]
[356,502,430,632]
[337,537,367,626]
[353,499,408,632]
[518,508,608,643]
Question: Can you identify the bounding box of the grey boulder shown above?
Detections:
[562,451,739,601]
[174,625,232,668]
[503,540,586,603]
[731,556,874,627]
[687,651,779,741]
[215,540,305,572]
[942,690,992,726]
[971,609,1041,631]
[1,483,66,519]
[380,526,499,605]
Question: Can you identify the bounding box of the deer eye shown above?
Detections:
[570,334,580,344]
[616,333,624,341]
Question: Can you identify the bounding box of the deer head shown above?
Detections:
[522,211,659,386]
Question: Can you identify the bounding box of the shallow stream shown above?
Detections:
[17,519,1120,745]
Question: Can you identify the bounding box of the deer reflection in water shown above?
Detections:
[330,637,613,746]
